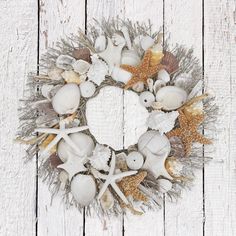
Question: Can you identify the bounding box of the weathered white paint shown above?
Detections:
[0,0,236,236]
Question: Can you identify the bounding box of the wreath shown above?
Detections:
[17,19,217,216]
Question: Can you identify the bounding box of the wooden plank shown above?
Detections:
[164,1,204,236]
[204,0,236,235]
[37,1,86,235]
[0,0,38,236]
[123,1,165,235]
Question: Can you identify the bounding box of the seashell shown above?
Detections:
[48,67,64,80]
[151,101,164,110]
[153,80,166,94]
[116,152,128,171]
[157,69,170,83]
[71,174,96,206]
[40,134,57,154]
[57,133,95,162]
[147,110,179,134]
[94,35,107,52]
[41,84,54,100]
[89,144,111,171]
[150,43,164,67]
[155,86,187,111]
[72,59,91,74]
[126,151,144,170]
[157,179,172,193]
[61,70,82,84]
[121,49,141,66]
[100,189,114,210]
[138,131,171,157]
[112,33,126,46]
[138,131,172,179]
[132,81,144,92]
[52,83,81,114]
[56,55,76,70]
[161,51,179,74]
[121,26,132,49]
[79,81,96,98]
[147,79,154,92]
[50,153,63,168]
[87,54,108,85]
[111,66,132,83]
[140,35,155,50]
[174,73,192,90]
[139,91,155,107]
[59,170,69,189]
[72,47,91,63]
[165,157,184,178]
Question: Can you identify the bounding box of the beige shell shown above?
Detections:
[61,70,83,84]
[150,43,164,67]
[100,189,114,210]
[48,67,64,80]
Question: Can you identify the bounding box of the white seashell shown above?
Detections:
[100,189,114,210]
[56,55,76,70]
[112,33,126,46]
[48,67,64,80]
[121,26,132,49]
[52,83,81,115]
[87,54,108,85]
[174,73,192,89]
[111,66,132,83]
[147,111,179,134]
[61,70,82,84]
[140,35,155,50]
[121,49,141,66]
[79,81,96,98]
[72,60,91,74]
[157,69,170,83]
[71,174,96,206]
[57,133,95,162]
[153,80,166,94]
[126,151,144,170]
[89,144,111,171]
[132,81,144,92]
[147,79,154,92]
[138,131,171,157]
[94,35,107,52]
[157,179,172,193]
[138,131,172,179]
[139,91,155,107]
[156,86,188,111]
[41,84,54,100]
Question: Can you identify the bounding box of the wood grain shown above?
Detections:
[0,0,38,235]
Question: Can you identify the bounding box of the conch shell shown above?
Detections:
[150,43,164,67]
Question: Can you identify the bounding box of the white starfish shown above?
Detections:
[35,121,89,158]
[92,152,137,205]
[58,151,88,181]
[142,149,173,180]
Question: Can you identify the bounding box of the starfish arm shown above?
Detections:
[132,189,148,202]
[113,170,137,181]
[120,64,137,74]
[166,128,181,138]
[111,182,129,205]
[147,66,159,77]
[107,152,116,178]
[194,132,212,145]
[140,50,151,68]
[35,128,60,135]
[97,182,110,200]
[177,110,189,127]
[62,134,84,156]
[39,134,62,158]
[124,76,139,89]
[65,126,89,134]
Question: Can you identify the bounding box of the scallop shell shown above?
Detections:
[48,67,64,80]
[56,55,76,70]
[89,144,111,171]
[61,70,83,84]
[72,60,91,74]
[157,179,172,193]
[111,66,132,83]
[71,174,96,206]
[147,110,179,134]
[121,49,141,66]
[161,51,179,74]
[72,48,91,63]
[52,83,81,115]
[155,86,187,111]
[94,35,107,52]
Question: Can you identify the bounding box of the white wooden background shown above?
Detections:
[0,0,236,235]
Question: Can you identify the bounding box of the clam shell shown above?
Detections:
[155,86,187,111]
[94,35,107,52]
[161,52,179,74]
[157,179,172,193]
[61,70,82,84]
[72,60,91,74]
[111,66,132,83]
[56,55,76,70]
[72,48,91,63]
[79,81,96,98]
[157,69,170,83]
[52,83,81,115]
[48,67,64,80]
[57,133,95,162]
[71,174,96,206]
[121,49,141,66]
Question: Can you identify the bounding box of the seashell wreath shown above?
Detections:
[17,19,218,216]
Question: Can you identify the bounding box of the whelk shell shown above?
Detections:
[150,43,164,67]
